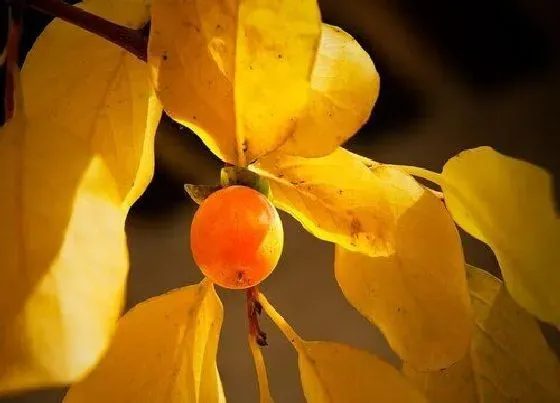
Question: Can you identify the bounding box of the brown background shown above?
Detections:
[2,0,560,402]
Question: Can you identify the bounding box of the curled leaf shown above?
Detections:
[439,147,560,326]
[403,266,560,403]
[148,0,321,164]
[64,280,226,403]
[279,24,379,157]
[184,184,222,205]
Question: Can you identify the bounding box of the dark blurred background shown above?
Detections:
[1,0,560,402]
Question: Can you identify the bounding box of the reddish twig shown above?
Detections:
[3,4,22,121]
[247,286,267,347]
[20,0,148,61]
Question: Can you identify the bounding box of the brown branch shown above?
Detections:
[22,0,148,61]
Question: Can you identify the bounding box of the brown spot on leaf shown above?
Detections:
[350,217,362,239]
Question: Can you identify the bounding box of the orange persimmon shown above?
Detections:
[190,185,284,289]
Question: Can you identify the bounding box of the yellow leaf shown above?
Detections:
[256,294,427,403]
[403,266,560,403]
[275,148,472,370]
[254,149,473,367]
[64,280,226,403]
[0,0,161,392]
[0,111,128,393]
[437,147,560,326]
[22,0,162,207]
[148,0,321,165]
[279,24,379,157]
[334,240,473,370]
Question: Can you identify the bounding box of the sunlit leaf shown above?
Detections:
[279,24,379,157]
[0,0,161,393]
[0,109,128,393]
[22,0,162,207]
[403,266,560,403]
[148,0,321,165]
[437,147,560,326]
[64,280,226,403]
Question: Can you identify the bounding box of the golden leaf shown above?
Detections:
[279,24,379,157]
[148,0,321,165]
[22,0,162,207]
[0,0,161,392]
[64,280,225,403]
[256,294,427,403]
[403,266,560,403]
[435,147,560,326]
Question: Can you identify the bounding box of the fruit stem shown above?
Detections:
[14,0,148,61]
[257,293,305,350]
[247,286,267,346]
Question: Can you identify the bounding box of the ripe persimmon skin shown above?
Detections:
[190,185,284,289]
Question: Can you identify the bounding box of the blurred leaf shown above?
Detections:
[148,0,321,165]
[184,184,222,205]
[0,104,128,393]
[0,0,160,393]
[440,147,560,326]
[64,280,226,403]
[403,266,560,403]
[22,0,162,208]
[298,341,427,403]
[279,24,379,157]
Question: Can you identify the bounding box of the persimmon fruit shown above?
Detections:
[190,185,284,289]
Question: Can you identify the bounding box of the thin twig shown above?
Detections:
[3,4,22,121]
[19,0,148,61]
